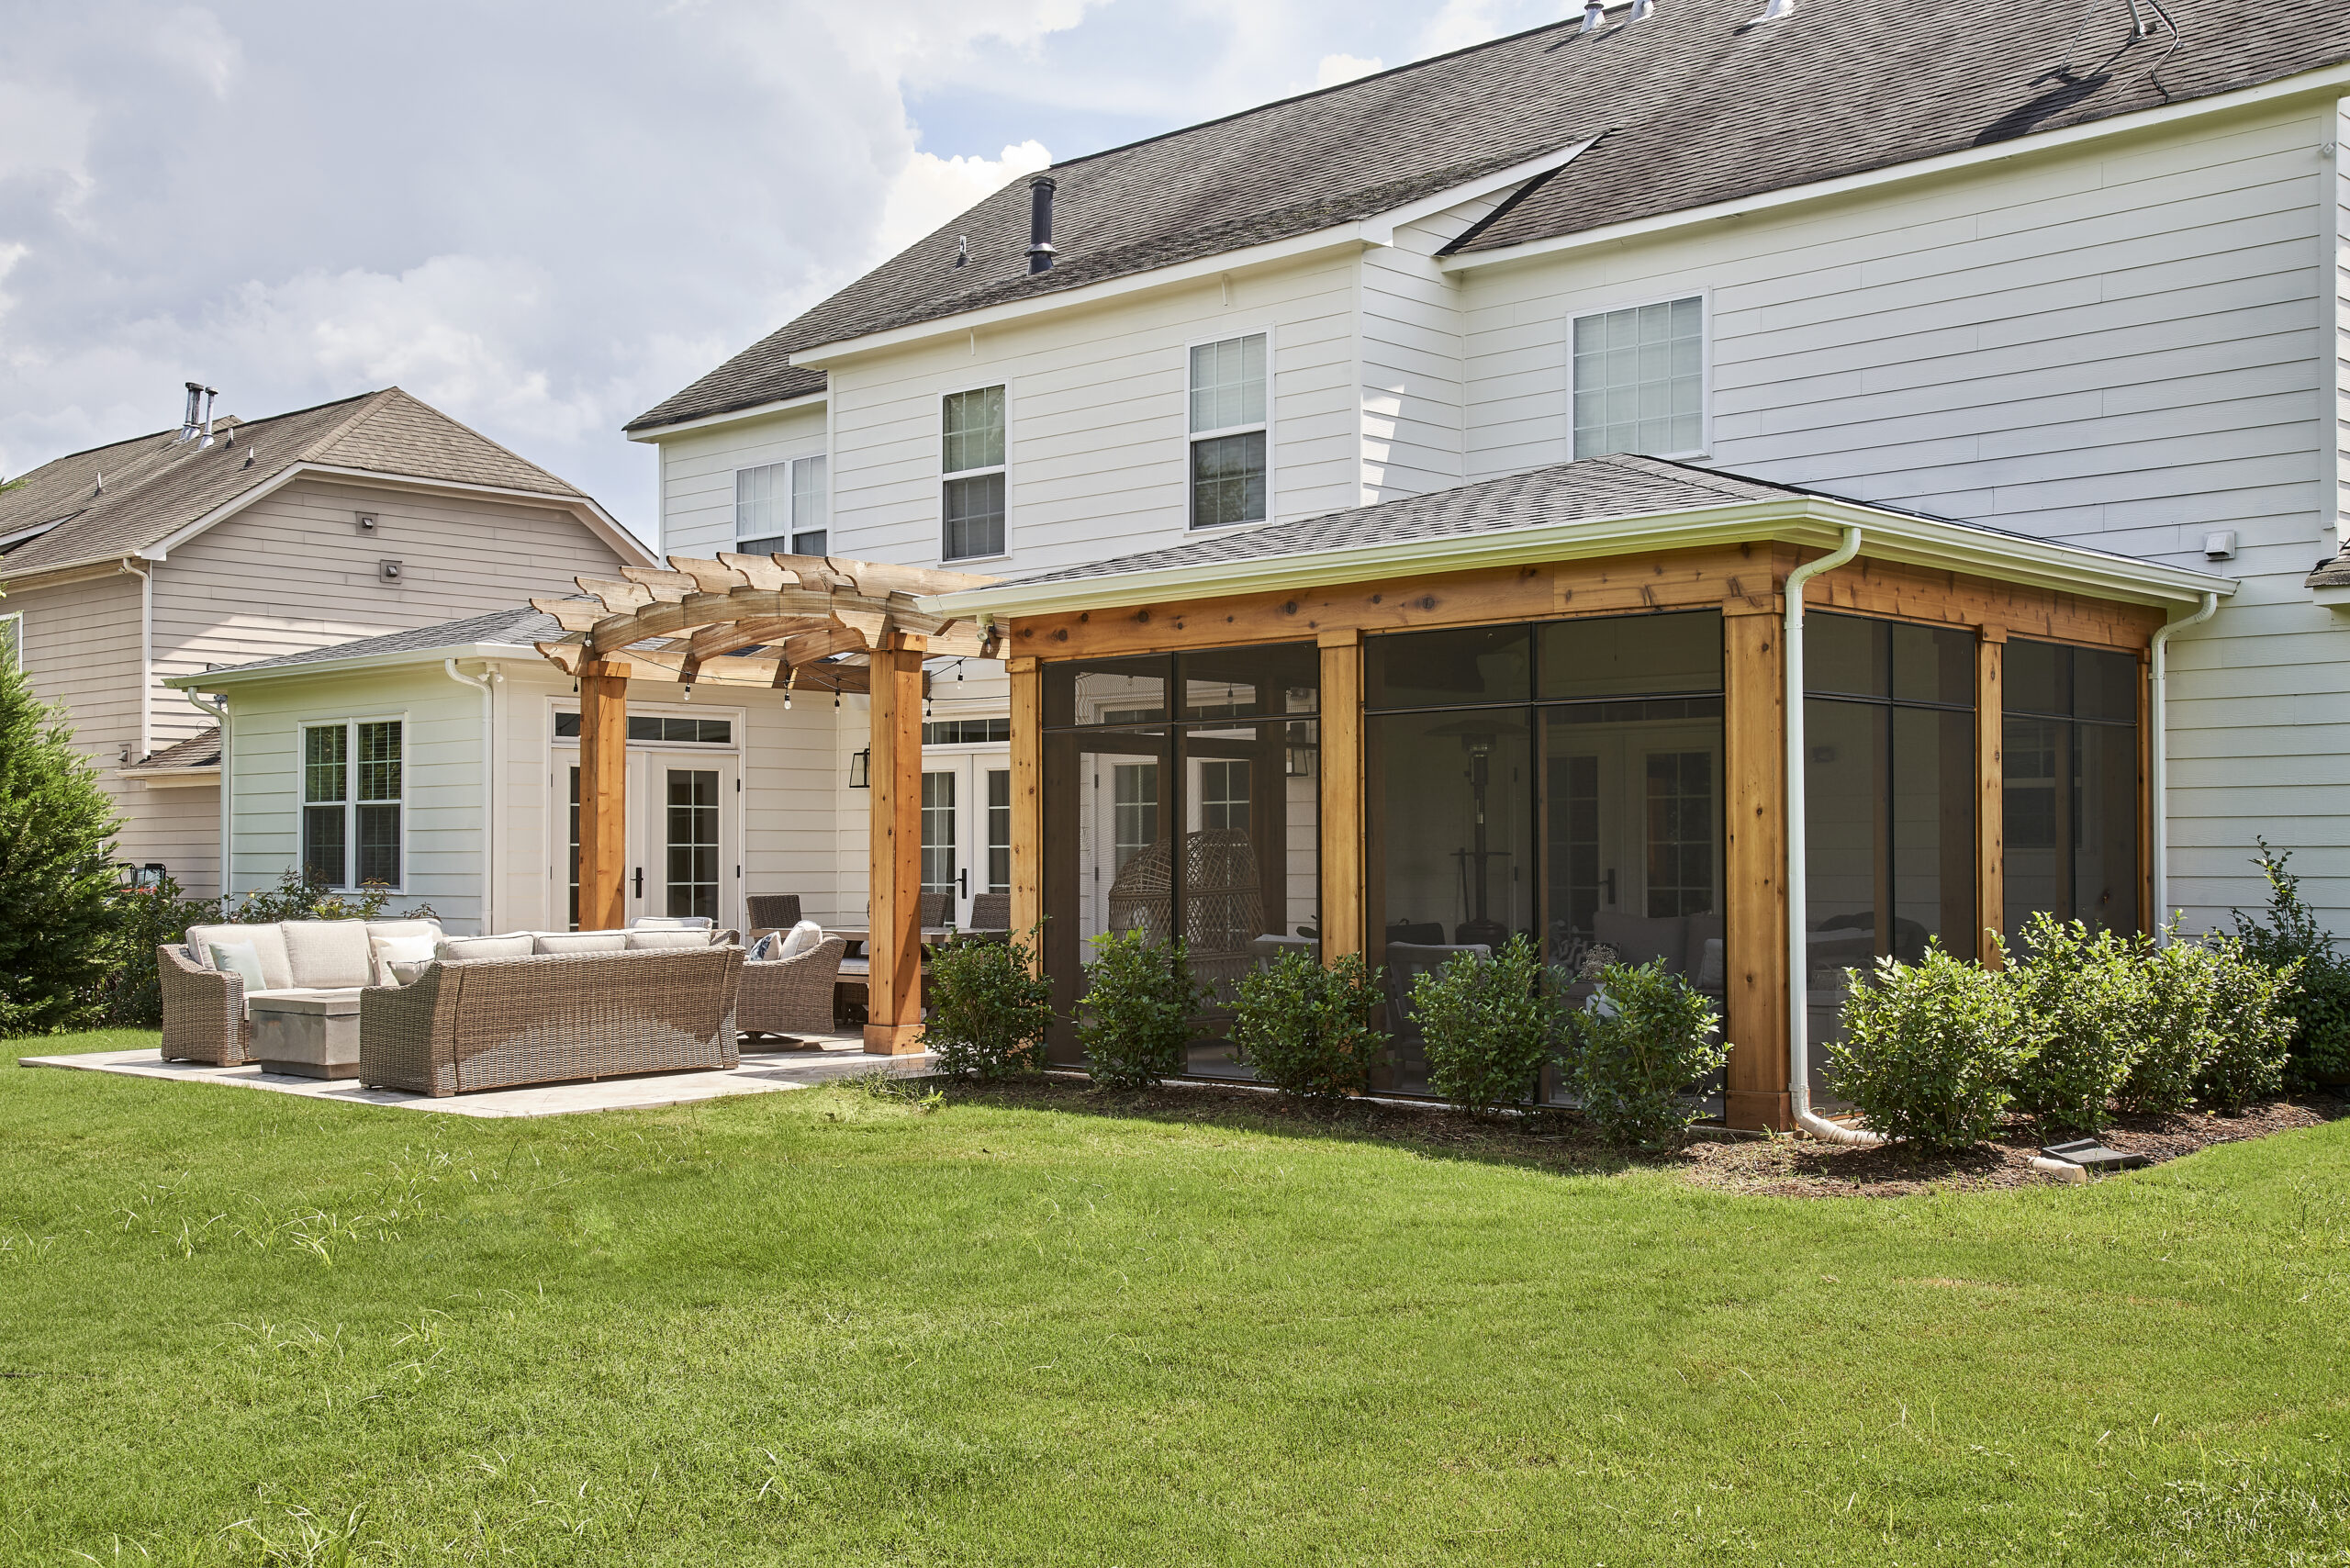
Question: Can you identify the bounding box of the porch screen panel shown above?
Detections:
[1800,614,1977,1078]
[1367,609,1723,1103]
[1041,643,1319,1077]
[2002,639,2141,939]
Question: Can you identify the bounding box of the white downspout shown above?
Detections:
[2147,591,2219,942]
[1784,525,1884,1145]
[444,659,498,935]
[185,689,229,902]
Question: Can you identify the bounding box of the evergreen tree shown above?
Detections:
[0,644,122,1035]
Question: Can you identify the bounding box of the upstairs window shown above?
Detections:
[1572,296,1704,460]
[301,719,403,889]
[736,454,828,558]
[1189,333,1267,528]
[942,386,1007,561]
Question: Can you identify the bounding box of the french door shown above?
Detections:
[919,752,1012,927]
[562,750,740,931]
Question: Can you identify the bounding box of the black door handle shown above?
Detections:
[633,868,643,897]
[959,868,968,897]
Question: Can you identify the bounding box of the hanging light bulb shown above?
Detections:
[783,666,797,711]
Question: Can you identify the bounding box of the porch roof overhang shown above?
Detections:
[922,490,2238,625]
[527,552,1003,690]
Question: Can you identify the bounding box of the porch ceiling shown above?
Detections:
[530,551,1002,690]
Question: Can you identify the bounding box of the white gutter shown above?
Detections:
[624,390,830,443]
[184,689,230,900]
[166,639,540,689]
[1784,526,1884,1147]
[444,659,500,936]
[2148,591,2220,940]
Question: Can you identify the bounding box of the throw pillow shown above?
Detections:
[1695,937,1726,991]
[207,941,267,991]
[747,932,780,962]
[777,920,825,961]
[386,959,436,986]
[369,934,438,985]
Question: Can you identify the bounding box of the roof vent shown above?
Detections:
[1628,0,1654,18]
[1026,175,1058,274]
[956,235,968,268]
[177,382,205,442]
[1751,0,1793,19]
[1579,0,1605,29]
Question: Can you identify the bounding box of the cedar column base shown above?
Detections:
[1724,1089,1792,1133]
[862,1023,927,1056]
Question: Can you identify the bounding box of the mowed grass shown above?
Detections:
[2,1034,2346,1566]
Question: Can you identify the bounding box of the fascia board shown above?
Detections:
[0,555,145,591]
[118,766,220,785]
[165,643,538,689]
[1360,139,1601,244]
[1441,60,2350,274]
[623,391,830,442]
[921,497,2235,621]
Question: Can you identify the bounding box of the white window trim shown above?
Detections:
[0,611,21,671]
[1566,287,1711,464]
[938,378,1012,566]
[1183,325,1276,530]
[297,713,409,893]
[733,454,829,555]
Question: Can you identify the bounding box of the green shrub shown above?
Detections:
[2006,913,2144,1131]
[2232,841,2350,1084]
[221,868,436,925]
[2196,934,2297,1111]
[1561,959,1729,1150]
[0,657,123,1036]
[925,926,1055,1080]
[1076,931,1203,1091]
[2114,928,2223,1115]
[98,873,218,1026]
[1410,935,1556,1116]
[1829,942,2038,1148]
[1232,950,1388,1100]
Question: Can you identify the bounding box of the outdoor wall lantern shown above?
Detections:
[849,747,871,788]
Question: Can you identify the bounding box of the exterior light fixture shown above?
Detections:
[850,747,871,788]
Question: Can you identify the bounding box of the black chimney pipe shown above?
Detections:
[1026,175,1058,274]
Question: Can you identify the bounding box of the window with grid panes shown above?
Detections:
[1189,334,1266,527]
[737,455,828,556]
[1572,297,1703,459]
[300,720,403,888]
[941,386,1006,560]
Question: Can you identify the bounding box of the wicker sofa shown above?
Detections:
[160,917,444,1066]
[360,944,744,1096]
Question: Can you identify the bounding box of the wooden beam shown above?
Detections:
[1976,628,2006,967]
[1009,656,1044,965]
[1723,613,1790,1133]
[1805,558,2165,650]
[1316,632,1364,962]
[576,661,629,931]
[865,645,926,1055]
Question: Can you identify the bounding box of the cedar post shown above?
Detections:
[576,660,630,931]
[1976,628,2006,967]
[1316,630,1364,962]
[865,638,927,1054]
[1009,655,1044,969]
[1722,607,1790,1132]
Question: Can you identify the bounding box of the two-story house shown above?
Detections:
[0,386,652,903]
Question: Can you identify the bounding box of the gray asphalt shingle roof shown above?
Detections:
[198,606,565,678]
[628,0,2350,433]
[0,388,588,577]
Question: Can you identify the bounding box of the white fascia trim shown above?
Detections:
[1360,138,1600,244]
[118,765,220,786]
[1441,61,2350,274]
[164,644,534,689]
[623,391,830,443]
[921,496,2237,621]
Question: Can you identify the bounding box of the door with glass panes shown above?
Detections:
[919,752,1012,927]
[560,750,740,932]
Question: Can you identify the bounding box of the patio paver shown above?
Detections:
[18,1034,933,1118]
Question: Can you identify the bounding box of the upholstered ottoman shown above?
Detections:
[249,991,364,1079]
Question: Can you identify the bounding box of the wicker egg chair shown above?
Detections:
[1105,828,1265,1000]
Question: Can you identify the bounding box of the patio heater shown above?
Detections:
[1430,716,1520,949]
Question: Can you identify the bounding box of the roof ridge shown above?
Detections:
[293,386,402,465]
[307,387,584,497]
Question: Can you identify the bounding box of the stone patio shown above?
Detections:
[19,1032,934,1118]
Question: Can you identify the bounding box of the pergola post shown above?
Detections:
[865,638,927,1054]
[576,660,629,931]
[1722,606,1791,1132]
[1316,631,1364,961]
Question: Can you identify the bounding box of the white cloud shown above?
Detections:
[1313,52,1385,87]
[877,140,1053,261]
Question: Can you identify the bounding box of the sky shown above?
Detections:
[0,0,1560,541]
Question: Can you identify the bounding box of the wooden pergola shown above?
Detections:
[531,551,1000,1053]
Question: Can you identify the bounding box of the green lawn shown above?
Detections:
[2,1032,2346,1566]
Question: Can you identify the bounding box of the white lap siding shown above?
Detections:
[651,403,830,561]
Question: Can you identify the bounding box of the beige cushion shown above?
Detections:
[386,960,435,987]
[438,934,536,962]
[777,920,825,961]
[624,928,714,951]
[207,941,267,991]
[185,924,294,991]
[630,916,712,931]
[369,933,439,985]
[281,921,374,990]
[533,931,626,955]
[364,917,443,946]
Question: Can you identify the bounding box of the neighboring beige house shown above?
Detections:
[0,386,655,897]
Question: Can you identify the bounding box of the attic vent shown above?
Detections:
[1026,176,1058,274]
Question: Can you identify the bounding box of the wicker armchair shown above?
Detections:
[359,946,744,1096]
[738,936,848,1041]
[159,944,248,1065]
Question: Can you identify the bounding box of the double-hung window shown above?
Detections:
[941,386,1007,561]
[735,454,829,557]
[301,720,403,889]
[0,612,19,670]
[1571,296,1704,459]
[1189,334,1267,528]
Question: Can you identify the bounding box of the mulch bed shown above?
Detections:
[931,1075,2345,1200]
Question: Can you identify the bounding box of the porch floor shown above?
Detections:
[18,1033,932,1119]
